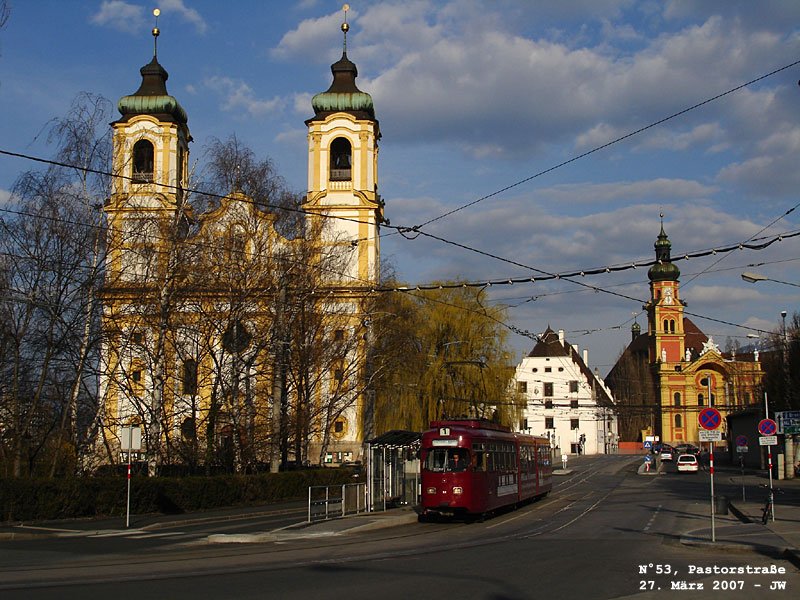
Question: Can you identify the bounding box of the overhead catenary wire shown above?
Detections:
[408,58,800,231]
[3,54,799,347]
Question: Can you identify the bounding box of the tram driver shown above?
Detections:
[448,449,468,472]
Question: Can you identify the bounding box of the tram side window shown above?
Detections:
[473,443,485,471]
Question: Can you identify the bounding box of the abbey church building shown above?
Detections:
[606,221,763,445]
[96,17,382,473]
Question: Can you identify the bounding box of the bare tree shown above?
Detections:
[0,93,110,477]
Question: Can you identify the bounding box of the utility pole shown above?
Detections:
[270,285,286,473]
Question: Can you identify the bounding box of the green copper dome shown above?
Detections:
[648,221,680,282]
[310,52,374,120]
[117,57,187,124]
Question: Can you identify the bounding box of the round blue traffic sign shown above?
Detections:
[698,407,722,430]
[758,419,777,436]
[735,435,748,447]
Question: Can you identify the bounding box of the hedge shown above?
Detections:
[0,469,356,522]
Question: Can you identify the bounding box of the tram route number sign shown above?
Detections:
[699,429,722,442]
[758,419,777,436]
[698,407,722,431]
[759,435,778,446]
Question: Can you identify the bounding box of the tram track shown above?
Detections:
[0,456,638,591]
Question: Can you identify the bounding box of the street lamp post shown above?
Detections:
[741,271,800,288]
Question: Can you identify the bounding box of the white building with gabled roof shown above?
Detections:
[513,327,618,455]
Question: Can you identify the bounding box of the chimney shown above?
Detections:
[583,349,589,366]
[558,329,565,345]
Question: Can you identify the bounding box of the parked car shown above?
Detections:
[674,443,700,455]
[677,453,699,472]
[660,448,674,462]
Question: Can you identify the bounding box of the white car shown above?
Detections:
[677,453,699,473]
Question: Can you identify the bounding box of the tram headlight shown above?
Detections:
[452,486,463,495]
[426,487,437,495]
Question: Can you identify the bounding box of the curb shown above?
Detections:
[206,511,418,544]
[783,548,800,570]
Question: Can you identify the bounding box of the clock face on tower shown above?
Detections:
[663,287,673,305]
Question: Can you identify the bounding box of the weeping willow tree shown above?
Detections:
[371,283,523,433]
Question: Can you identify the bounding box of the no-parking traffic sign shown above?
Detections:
[698,407,722,430]
[758,419,777,436]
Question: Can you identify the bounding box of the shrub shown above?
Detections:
[0,469,355,522]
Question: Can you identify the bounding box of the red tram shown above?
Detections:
[419,419,552,520]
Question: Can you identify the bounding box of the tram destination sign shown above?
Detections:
[776,411,800,434]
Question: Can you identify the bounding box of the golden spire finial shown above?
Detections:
[152,8,161,58]
[341,4,350,53]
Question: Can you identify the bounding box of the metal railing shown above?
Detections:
[308,483,367,523]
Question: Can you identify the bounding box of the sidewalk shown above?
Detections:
[207,507,419,544]
[678,463,800,569]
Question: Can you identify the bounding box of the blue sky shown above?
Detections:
[1,0,799,375]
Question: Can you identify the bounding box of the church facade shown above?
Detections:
[606,222,763,445]
[96,21,382,472]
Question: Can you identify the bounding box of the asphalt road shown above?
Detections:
[1,455,797,599]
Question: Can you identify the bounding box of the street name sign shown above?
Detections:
[759,435,778,446]
[699,429,722,441]
[776,411,800,434]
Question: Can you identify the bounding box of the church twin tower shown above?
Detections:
[101,14,381,469]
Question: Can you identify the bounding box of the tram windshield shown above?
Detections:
[424,448,469,472]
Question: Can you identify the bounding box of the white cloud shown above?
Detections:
[272,10,343,62]
[91,1,145,34]
[91,0,207,34]
[274,128,306,147]
[161,0,208,34]
[536,178,717,205]
[686,285,762,305]
[202,76,283,118]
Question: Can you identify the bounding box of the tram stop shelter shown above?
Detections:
[365,430,420,512]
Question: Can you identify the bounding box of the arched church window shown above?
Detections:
[181,417,196,441]
[182,359,198,395]
[663,319,669,333]
[674,392,681,406]
[227,225,247,260]
[698,393,704,406]
[675,414,682,428]
[669,319,675,333]
[133,140,155,183]
[330,137,352,181]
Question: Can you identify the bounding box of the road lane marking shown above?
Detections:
[643,504,662,531]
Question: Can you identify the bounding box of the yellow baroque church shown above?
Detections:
[96,23,382,473]
[607,221,763,446]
